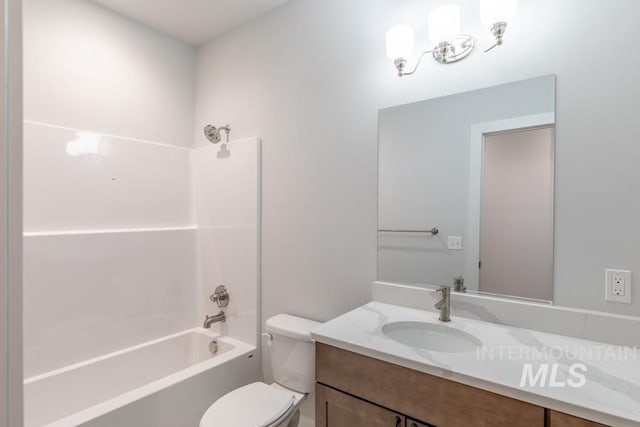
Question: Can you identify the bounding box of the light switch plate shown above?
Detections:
[605,269,632,303]
[448,236,463,250]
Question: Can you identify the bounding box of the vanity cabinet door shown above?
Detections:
[546,410,608,427]
[316,384,405,427]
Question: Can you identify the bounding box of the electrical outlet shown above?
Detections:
[448,236,463,250]
[612,276,625,296]
[605,269,632,303]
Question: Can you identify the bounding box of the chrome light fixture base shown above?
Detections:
[393,58,407,77]
[432,36,475,64]
[491,22,507,46]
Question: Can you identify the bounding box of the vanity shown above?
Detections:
[316,344,603,427]
[311,299,640,427]
[315,343,606,427]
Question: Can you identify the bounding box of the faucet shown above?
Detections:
[203,311,226,328]
[453,276,466,293]
[434,286,451,322]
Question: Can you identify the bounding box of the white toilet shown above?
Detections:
[200,314,321,427]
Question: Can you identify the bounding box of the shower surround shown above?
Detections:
[23,121,261,425]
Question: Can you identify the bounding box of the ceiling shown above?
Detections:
[90,0,289,46]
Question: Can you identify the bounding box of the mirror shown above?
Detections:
[378,75,555,303]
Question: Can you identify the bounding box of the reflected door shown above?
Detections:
[480,127,554,300]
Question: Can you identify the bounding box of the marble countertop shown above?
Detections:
[311,302,640,426]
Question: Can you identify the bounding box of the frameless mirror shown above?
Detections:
[378,75,556,303]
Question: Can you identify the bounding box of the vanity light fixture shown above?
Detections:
[386,0,517,77]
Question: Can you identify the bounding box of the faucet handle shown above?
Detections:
[210,285,230,308]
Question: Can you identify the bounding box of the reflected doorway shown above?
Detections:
[479,127,554,301]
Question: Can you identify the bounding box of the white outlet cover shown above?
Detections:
[605,269,632,303]
[448,236,463,250]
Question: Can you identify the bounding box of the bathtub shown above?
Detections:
[24,329,259,427]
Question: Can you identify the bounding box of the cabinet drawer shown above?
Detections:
[316,343,545,427]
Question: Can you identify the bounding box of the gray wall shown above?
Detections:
[195,0,640,319]
[378,76,554,290]
[24,0,196,147]
[0,0,23,425]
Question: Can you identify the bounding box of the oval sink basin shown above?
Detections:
[382,321,481,353]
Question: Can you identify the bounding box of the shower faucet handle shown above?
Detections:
[210,285,230,308]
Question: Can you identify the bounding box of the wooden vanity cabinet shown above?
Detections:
[316,343,609,427]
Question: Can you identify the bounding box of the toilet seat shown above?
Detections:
[200,382,297,427]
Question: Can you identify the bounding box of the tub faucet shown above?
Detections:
[203,311,226,328]
[434,286,451,322]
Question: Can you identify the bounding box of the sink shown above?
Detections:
[382,321,482,353]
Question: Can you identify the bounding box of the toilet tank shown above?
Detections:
[265,314,321,394]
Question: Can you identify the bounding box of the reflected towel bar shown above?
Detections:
[378,227,439,235]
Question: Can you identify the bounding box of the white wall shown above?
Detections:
[193,138,261,347]
[24,0,195,147]
[22,0,201,377]
[23,122,193,232]
[23,228,199,377]
[377,76,554,289]
[23,0,264,381]
[22,123,199,377]
[195,0,640,323]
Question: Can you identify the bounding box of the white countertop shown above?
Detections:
[311,302,640,426]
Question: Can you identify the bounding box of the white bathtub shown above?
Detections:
[24,329,259,427]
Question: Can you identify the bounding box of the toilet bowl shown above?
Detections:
[200,314,320,427]
[200,382,305,427]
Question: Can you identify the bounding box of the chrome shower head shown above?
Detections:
[204,124,231,144]
[204,124,221,144]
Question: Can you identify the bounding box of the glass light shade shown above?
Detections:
[428,5,461,45]
[480,0,517,27]
[386,25,415,60]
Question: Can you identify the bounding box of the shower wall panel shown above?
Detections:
[23,122,198,377]
[23,122,192,232]
[193,138,261,347]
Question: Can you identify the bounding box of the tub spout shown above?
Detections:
[203,311,226,328]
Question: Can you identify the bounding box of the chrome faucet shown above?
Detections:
[203,311,226,328]
[434,286,451,322]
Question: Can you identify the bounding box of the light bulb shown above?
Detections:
[480,0,518,27]
[428,5,461,46]
[386,25,415,60]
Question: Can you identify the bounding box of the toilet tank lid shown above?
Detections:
[265,314,321,342]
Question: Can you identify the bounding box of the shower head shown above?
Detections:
[204,124,231,144]
[204,125,221,144]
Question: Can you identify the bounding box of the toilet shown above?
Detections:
[200,314,321,427]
